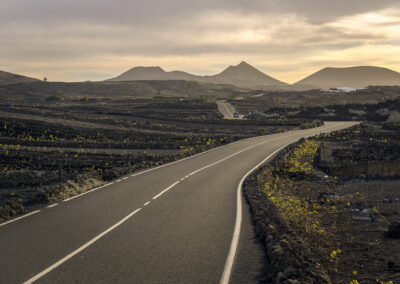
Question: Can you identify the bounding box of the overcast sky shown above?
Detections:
[1,0,400,83]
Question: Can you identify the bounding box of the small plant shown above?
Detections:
[330,249,341,258]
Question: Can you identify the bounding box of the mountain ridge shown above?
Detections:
[294,66,400,89]
[109,63,400,90]
[206,61,288,88]
[108,61,289,89]
[2,64,400,90]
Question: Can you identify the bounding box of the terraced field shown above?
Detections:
[244,122,400,283]
[0,97,314,221]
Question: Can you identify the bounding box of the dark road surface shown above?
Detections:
[0,122,357,284]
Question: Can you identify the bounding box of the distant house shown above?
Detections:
[326,87,365,93]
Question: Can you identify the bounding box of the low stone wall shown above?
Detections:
[243,169,331,284]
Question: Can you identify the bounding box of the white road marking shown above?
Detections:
[0,123,349,231]
[150,123,349,201]
[143,201,150,206]
[23,208,142,284]
[149,143,267,200]
[116,179,122,183]
[15,122,350,282]
[152,181,180,200]
[127,144,227,179]
[186,137,274,177]
[0,210,41,228]
[222,103,232,118]
[219,124,350,284]
[63,183,114,202]
[180,178,185,181]
[58,122,349,203]
[220,144,289,284]
[59,143,227,203]
[47,203,58,208]
[122,177,128,180]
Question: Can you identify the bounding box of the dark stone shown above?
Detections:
[283,266,298,278]
[387,261,400,272]
[386,221,400,238]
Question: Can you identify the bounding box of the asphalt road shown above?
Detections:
[0,122,357,284]
[216,102,243,119]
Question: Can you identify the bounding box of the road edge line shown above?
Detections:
[219,144,289,284]
[60,123,350,203]
[0,210,41,228]
[219,122,352,283]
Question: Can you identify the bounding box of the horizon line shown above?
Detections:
[2,62,400,85]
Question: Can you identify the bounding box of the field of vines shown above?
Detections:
[244,122,400,283]
[0,97,313,221]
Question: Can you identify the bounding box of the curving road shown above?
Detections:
[0,122,357,284]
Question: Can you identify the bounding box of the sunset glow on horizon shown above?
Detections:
[1,0,400,83]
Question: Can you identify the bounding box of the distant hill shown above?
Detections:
[206,61,288,89]
[108,61,288,90]
[0,70,39,85]
[0,80,247,104]
[108,66,200,82]
[5,64,400,91]
[293,66,400,89]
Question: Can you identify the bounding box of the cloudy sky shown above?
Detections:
[1,0,400,83]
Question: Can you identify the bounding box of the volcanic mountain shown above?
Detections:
[108,61,288,89]
[0,70,39,85]
[108,66,199,82]
[293,66,400,89]
[206,61,288,89]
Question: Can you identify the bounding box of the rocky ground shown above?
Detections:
[0,97,312,222]
[244,122,400,283]
[234,87,400,123]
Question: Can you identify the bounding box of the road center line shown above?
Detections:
[0,210,41,228]
[127,142,232,179]
[149,123,347,201]
[13,123,349,282]
[186,136,279,177]
[223,103,232,118]
[150,145,263,201]
[47,203,58,208]
[143,201,150,206]
[23,208,142,284]
[152,181,180,200]
[150,137,280,201]
[220,144,289,284]
[0,124,349,230]
[187,123,345,178]
[59,123,348,203]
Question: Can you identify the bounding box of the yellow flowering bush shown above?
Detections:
[283,139,319,173]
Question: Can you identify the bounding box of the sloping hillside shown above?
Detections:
[108,62,287,90]
[108,66,200,81]
[0,80,246,104]
[294,66,400,89]
[0,70,39,85]
[206,61,288,89]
